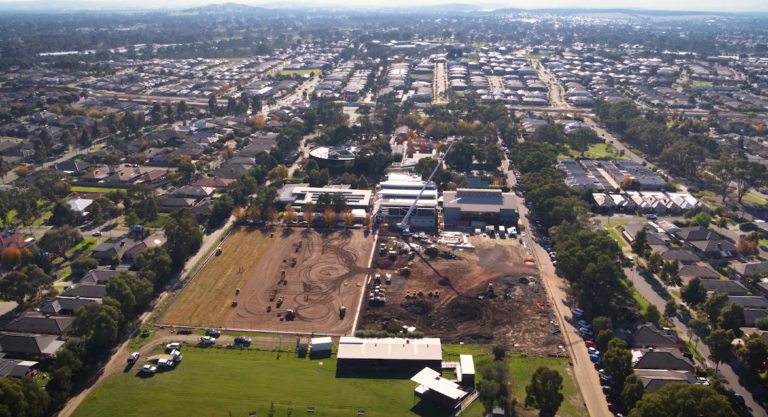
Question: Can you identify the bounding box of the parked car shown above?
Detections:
[579,328,594,338]
[92,231,102,237]
[590,354,601,362]
[646,214,657,220]
[199,336,216,344]
[588,347,600,355]
[158,359,175,367]
[571,308,584,317]
[733,393,746,407]
[205,329,220,337]
[602,386,615,395]
[234,336,251,345]
[140,365,157,373]
[578,320,591,328]
[127,352,140,364]
[166,342,181,350]
[585,340,596,348]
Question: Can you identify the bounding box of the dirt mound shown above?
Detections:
[446,298,484,321]
[400,299,432,315]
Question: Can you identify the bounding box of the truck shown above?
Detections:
[498,226,506,238]
[379,243,387,256]
[339,305,346,320]
[509,227,517,238]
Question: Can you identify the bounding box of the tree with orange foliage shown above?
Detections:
[19,248,32,266]
[340,209,355,229]
[246,206,261,223]
[363,213,372,229]
[127,95,133,102]
[254,116,265,129]
[0,247,21,265]
[621,176,634,190]
[265,207,279,224]
[222,148,234,160]
[737,238,760,257]
[283,206,298,223]
[302,202,314,226]
[232,206,246,223]
[15,165,29,178]
[758,123,765,134]
[323,208,336,228]
[146,98,153,105]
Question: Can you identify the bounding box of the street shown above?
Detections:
[503,158,611,417]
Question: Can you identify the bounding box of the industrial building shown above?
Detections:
[336,337,442,371]
[374,173,438,228]
[442,189,519,226]
[278,184,372,210]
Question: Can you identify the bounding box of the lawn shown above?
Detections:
[557,143,627,160]
[160,226,276,328]
[607,227,628,248]
[683,340,706,362]
[744,193,767,205]
[630,286,651,315]
[279,69,317,77]
[71,186,124,193]
[73,346,439,417]
[692,81,713,87]
[604,221,628,229]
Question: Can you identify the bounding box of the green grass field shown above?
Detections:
[744,193,767,205]
[74,343,586,417]
[558,143,628,160]
[74,346,443,417]
[71,186,124,193]
[279,69,316,77]
[607,227,628,248]
[631,286,651,315]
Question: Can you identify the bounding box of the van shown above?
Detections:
[166,342,181,350]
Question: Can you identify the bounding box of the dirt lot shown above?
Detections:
[224,227,374,335]
[360,233,566,356]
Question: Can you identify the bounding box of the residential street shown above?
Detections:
[503,158,610,417]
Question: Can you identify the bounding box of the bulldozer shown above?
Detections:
[439,251,456,259]
[398,267,411,276]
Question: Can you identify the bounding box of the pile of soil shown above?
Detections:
[400,299,432,315]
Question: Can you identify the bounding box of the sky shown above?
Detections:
[0,0,765,13]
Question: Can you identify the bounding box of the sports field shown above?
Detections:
[73,345,445,417]
[160,226,276,328]
[279,69,316,77]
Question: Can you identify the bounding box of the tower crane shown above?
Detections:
[396,141,454,235]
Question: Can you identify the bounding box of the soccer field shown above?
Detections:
[73,346,449,417]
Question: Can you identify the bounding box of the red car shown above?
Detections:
[585,340,596,348]
[608,403,622,414]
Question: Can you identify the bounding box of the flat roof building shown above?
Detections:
[411,367,468,409]
[336,337,442,371]
[278,184,372,210]
[443,189,519,226]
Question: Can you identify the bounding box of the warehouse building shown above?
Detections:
[336,337,442,371]
[442,189,519,225]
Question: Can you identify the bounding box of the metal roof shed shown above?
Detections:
[411,367,468,408]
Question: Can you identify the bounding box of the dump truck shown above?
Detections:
[425,245,439,257]
[290,258,297,267]
[439,251,456,259]
[379,243,387,256]
[269,289,278,302]
[398,267,411,276]
[276,297,285,308]
[339,305,346,320]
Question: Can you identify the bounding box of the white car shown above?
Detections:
[140,365,157,373]
[127,352,140,364]
[166,342,181,350]
[199,336,216,344]
[578,320,591,328]
[158,359,175,367]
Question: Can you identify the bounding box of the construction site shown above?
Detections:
[224,228,374,334]
[359,231,566,356]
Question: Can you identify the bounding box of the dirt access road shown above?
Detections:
[505,158,610,417]
[58,217,235,417]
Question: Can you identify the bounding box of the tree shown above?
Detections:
[718,303,746,337]
[707,329,735,372]
[340,210,355,229]
[737,238,759,257]
[708,158,736,203]
[79,128,92,147]
[645,304,661,325]
[90,203,104,227]
[525,366,564,417]
[733,159,766,203]
[72,303,121,348]
[622,373,644,411]
[247,206,262,223]
[0,247,21,266]
[163,209,203,267]
[70,257,98,277]
[596,329,614,353]
[323,208,336,228]
[232,206,246,223]
[283,206,298,223]
[664,299,677,320]
[592,317,613,336]
[631,228,650,255]
[264,207,279,224]
[756,316,768,331]
[134,247,172,288]
[603,338,633,389]
[0,271,35,305]
[60,129,75,150]
[0,377,51,417]
[0,156,7,182]
[15,165,29,178]
[492,345,507,361]
[124,211,140,228]
[363,213,372,229]
[703,291,730,324]
[36,226,84,261]
[177,160,196,184]
[648,252,661,273]
[737,333,768,371]
[628,383,737,417]
[681,277,708,307]
[690,212,712,228]
[358,175,369,190]
[267,165,289,183]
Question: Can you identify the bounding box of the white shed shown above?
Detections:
[311,337,332,352]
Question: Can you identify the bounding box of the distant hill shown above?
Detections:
[181,2,268,13]
[488,7,760,18]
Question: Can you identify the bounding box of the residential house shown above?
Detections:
[104,168,142,184]
[632,349,694,372]
[0,333,65,358]
[678,264,721,283]
[62,283,107,298]
[659,248,700,265]
[39,297,101,316]
[674,226,719,243]
[688,240,737,262]
[195,177,235,189]
[700,280,749,296]
[53,161,92,174]
[634,369,697,393]
[134,169,167,186]
[80,269,135,285]
[210,163,250,179]
[744,310,768,326]
[728,296,768,309]
[190,198,215,219]
[173,143,205,159]
[4,314,74,336]
[78,166,112,183]
[0,356,39,379]
[66,198,92,223]
[728,261,768,279]
[156,196,197,212]
[628,324,683,349]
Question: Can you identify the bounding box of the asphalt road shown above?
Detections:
[504,158,611,417]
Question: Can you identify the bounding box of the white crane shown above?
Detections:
[396,141,455,235]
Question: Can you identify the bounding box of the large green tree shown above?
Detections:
[706,329,735,372]
[163,209,203,267]
[622,373,645,411]
[36,226,84,261]
[602,338,633,389]
[681,277,708,307]
[628,383,737,417]
[524,366,564,417]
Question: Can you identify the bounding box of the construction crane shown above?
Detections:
[396,141,454,235]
